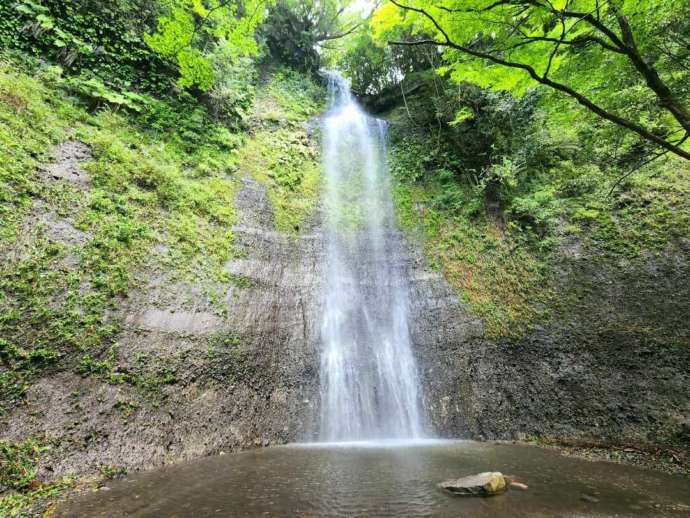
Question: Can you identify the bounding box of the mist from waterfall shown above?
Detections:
[319,72,424,442]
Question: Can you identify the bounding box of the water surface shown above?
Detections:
[57,441,690,517]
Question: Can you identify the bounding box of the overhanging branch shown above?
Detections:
[317,23,361,41]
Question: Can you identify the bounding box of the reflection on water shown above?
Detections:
[57,441,690,517]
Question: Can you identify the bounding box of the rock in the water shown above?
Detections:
[439,472,507,496]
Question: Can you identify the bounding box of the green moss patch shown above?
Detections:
[392,178,549,339]
[239,68,324,233]
[0,439,77,517]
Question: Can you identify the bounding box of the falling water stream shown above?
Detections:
[319,73,423,441]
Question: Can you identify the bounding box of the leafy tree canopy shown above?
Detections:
[367,0,690,159]
[145,0,270,90]
[261,0,360,73]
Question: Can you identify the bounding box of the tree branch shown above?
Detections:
[513,33,625,54]
[439,0,628,51]
[528,0,690,132]
[606,133,689,197]
[175,0,267,55]
[608,3,690,133]
[543,13,566,77]
[437,0,513,14]
[317,23,361,41]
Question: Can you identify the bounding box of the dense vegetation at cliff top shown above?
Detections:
[0,0,689,513]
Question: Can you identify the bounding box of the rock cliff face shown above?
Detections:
[2,166,325,477]
[416,244,690,448]
[3,135,689,484]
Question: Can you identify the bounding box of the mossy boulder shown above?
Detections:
[439,472,507,497]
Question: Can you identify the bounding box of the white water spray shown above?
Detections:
[319,72,423,441]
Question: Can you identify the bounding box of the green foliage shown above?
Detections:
[261,0,355,73]
[0,438,76,516]
[254,67,325,122]
[176,47,215,90]
[77,349,177,396]
[583,163,690,256]
[145,7,213,90]
[206,332,253,383]
[77,354,113,377]
[386,72,690,336]
[369,0,690,160]
[388,80,557,227]
[0,58,69,243]
[98,464,127,480]
[510,188,562,241]
[144,6,195,58]
[0,439,45,491]
[241,127,320,233]
[0,0,269,118]
[1,340,59,368]
[145,0,267,91]
[207,332,241,360]
[1,0,171,93]
[204,56,257,129]
[339,20,433,95]
[339,28,387,94]
[64,74,148,112]
[112,400,140,418]
[389,131,551,338]
[0,475,75,517]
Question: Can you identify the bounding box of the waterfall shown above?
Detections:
[318,72,424,441]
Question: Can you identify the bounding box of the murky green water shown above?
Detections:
[57,440,690,517]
